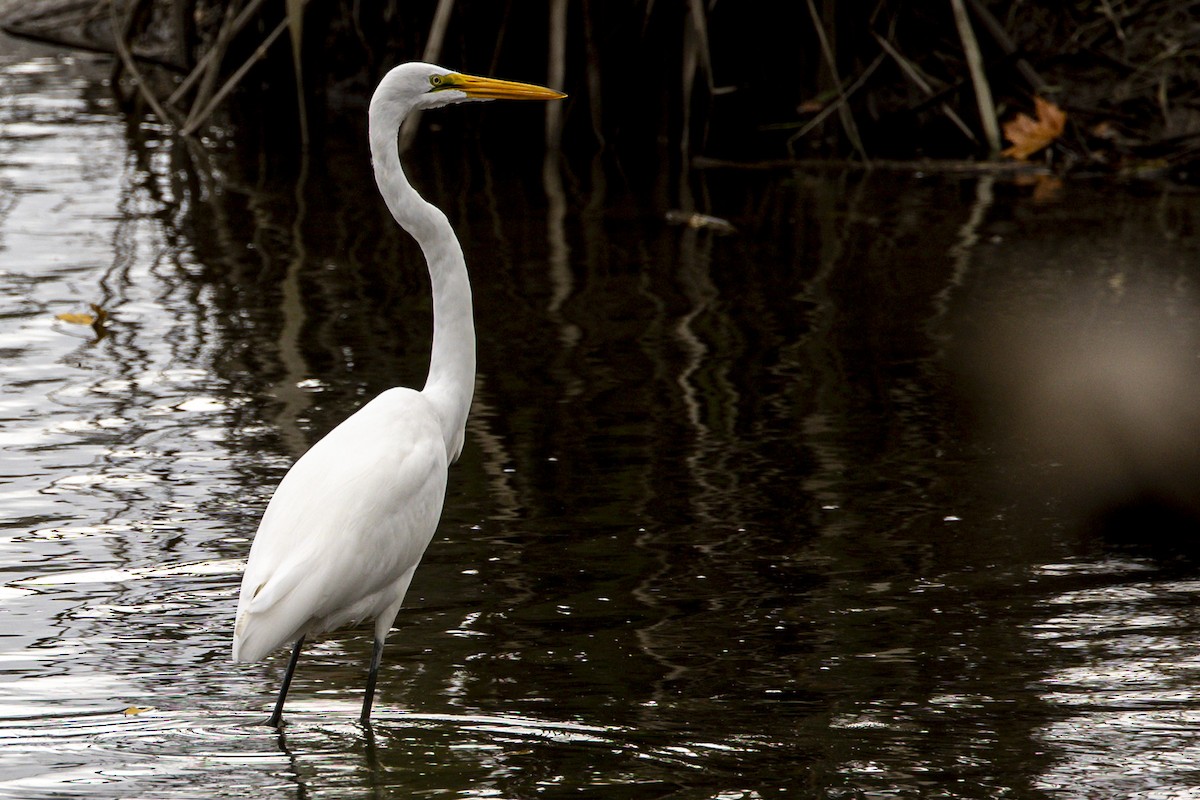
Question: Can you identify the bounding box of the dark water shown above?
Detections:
[6,38,1200,799]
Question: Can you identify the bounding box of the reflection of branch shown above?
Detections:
[673,227,744,532]
[674,233,715,487]
[927,174,994,350]
[543,151,580,352]
[797,177,870,509]
[465,382,521,522]
[632,173,745,708]
[269,149,314,459]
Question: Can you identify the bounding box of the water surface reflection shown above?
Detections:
[5,35,1200,798]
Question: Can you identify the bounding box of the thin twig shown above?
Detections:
[398,0,456,152]
[964,0,1048,93]
[788,53,884,156]
[1097,0,1127,43]
[693,154,1050,174]
[581,0,606,148]
[168,0,271,105]
[109,0,180,126]
[950,0,1001,153]
[487,0,512,74]
[418,0,455,67]
[180,14,290,136]
[680,0,697,160]
[285,0,309,148]
[804,0,868,162]
[686,0,713,93]
[546,0,567,149]
[181,1,243,131]
[872,31,977,143]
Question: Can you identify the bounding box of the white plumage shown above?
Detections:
[233,389,447,663]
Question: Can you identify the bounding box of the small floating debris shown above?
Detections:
[122,705,153,716]
[664,210,737,234]
[55,303,109,340]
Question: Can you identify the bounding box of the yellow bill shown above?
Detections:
[437,73,566,101]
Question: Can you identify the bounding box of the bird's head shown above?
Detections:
[371,62,565,121]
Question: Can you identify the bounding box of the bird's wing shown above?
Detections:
[232,388,449,662]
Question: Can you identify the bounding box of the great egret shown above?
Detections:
[232,62,565,726]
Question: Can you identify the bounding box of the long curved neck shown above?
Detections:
[369,104,475,462]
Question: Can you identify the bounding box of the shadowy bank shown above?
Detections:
[5,0,1200,179]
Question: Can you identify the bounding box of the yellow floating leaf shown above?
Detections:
[1001,97,1067,160]
[56,304,108,328]
[56,312,96,325]
[122,705,151,716]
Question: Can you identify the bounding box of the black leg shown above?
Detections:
[360,638,385,724]
[266,635,305,728]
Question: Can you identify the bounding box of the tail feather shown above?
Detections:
[232,557,314,662]
[232,606,306,663]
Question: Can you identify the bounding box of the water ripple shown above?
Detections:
[1034,564,1200,798]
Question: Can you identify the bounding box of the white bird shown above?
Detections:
[232,62,565,727]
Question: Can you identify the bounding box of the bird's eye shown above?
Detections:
[430,75,444,89]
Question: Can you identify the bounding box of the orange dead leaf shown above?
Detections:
[1001,97,1067,160]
